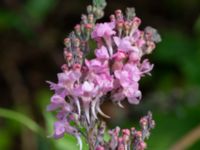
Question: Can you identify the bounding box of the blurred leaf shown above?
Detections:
[0,10,35,36]
[0,107,44,136]
[189,141,200,150]
[24,0,56,24]
[194,15,200,35]
[154,30,200,85]
[0,10,17,30]
[0,128,12,150]
[0,0,57,35]
[154,30,193,64]
[147,102,200,150]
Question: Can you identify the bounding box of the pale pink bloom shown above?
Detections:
[123,63,141,82]
[95,46,109,60]
[136,38,146,48]
[114,64,140,88]
[91,22,116,39]
[47,70,81,97]
[58,70,81,84]
[54,119,78,139]
[112,61,124,71]
[92,22,116,56]
[115,70,130,88]
[114,62,142,104]
[128,52,140,63]
[53,119,82,149]
[80,81,98,123]
[82,81,95,94]
[112,51,126,61]
[95,73,113,93]
[140,59,154,75]
[53,120,66,139]
[47,81,67,98]
[56,110,67,120]
[123,85,141,104]
[111,89,125,102]
[85,59,109,74]
[113,36,139,53]
[132,29,141,41]
[47,95,71,111]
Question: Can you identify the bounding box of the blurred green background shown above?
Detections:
[0,0,200,149]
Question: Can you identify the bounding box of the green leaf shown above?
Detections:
[24,0,56,24]
[194,15,200,35]
[0,129,12,150]
[0,108,44,136]
[147,103,200,150]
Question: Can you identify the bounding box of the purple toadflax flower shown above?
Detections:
[46,2,161,150]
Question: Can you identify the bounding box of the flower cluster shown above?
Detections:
[93,112,155,150]
[47,4,160,150]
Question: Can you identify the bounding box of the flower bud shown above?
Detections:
[61,64,68,72]
[88,14,94,24]
[64,38,71,47]
[74,24,81,36]
[115,9,122,16]
[81,14,88,24]
[110,14,116,22]
[85,23,93,31]
[73,38,80,48]
[72,63,81,71]
[64,51,73,61]
[133,17,141,27]
[117,21,124,29]
[87,5,93,14]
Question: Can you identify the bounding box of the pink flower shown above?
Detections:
[95,46,109,60]
[92,22,116,56]
[113,36,139,53]
[47,95,71,111]
[115,70,130,88]
[47,7,160,150]
[47,70,81,98]
[95,73,113,93]
[140,59,154,75]
[47,81,67,98]
[85,59,109,74]
[80,81,98,123]
[82,81,96,97]
[114,64,140,87]
[123,85,141,104]
[123,63,141,82]
[53,119,81,150]
[58,70,81,84]
[53,120,66,139]
[111,89,126,102]
[91,22,116,39]
[114,62,142,104]
[54,119,78,139]
[112,51,127,61]
[128,52,140,63]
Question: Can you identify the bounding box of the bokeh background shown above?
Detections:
[0,0,200,149]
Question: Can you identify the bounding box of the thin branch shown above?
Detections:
[170,124,200,150]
